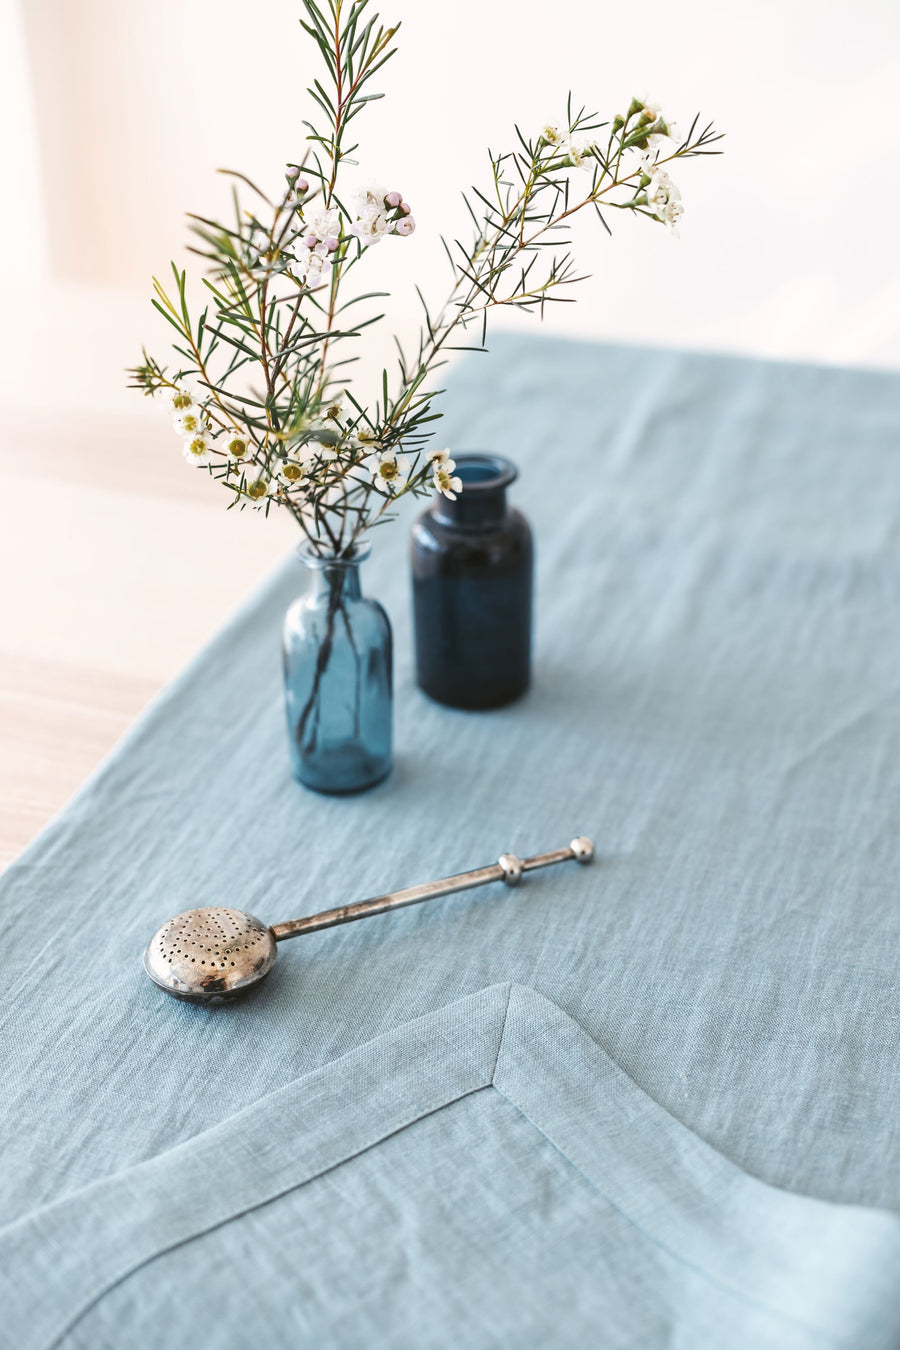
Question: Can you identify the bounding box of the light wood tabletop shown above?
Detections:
[0,403,295,868]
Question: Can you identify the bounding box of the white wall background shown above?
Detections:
[3,0,900,419]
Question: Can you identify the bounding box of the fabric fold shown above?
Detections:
[2,981,899,1350]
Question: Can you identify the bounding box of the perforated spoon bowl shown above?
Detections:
[143,836,594,1005]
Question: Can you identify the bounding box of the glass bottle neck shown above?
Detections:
[301,552,365,601]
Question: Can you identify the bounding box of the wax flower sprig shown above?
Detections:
[128,0,721,559]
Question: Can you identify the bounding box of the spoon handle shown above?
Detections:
[270,836,594,942]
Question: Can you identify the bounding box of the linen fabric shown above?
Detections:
[2,335,899,1348]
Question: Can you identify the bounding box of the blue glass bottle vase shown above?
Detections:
[411,453,533,709]
[282,545,392,793]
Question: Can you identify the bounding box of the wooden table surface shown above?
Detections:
[0,404,295,868]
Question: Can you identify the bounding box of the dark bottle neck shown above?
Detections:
[432,453,518,529]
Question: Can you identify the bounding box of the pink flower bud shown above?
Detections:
[295,176,309,194]
[324,236,340,253]
[399,200,412,215]
[302,233,318,249]
[395,216,415,236]
[384,191,402,208]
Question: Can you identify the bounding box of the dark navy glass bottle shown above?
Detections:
[411,453,532,709]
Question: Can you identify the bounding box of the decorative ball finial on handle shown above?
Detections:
[571,836,595,863]
[498,853,524,886]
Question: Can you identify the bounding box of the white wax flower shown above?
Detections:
[310,208,341,242]
[243,464,277,504]
[307,250,334,286]
[563,139,590,170]
[647,122,679,150]
[370,449,410,491]
[182,430,215,466]
[638,97,662,120]
[273,456,308,488]
[173,409,208,438]
[351,427,382,455]
[349,182,397,246]
[352,183,388,216]
[293,237,334,287]
[350,212,391,246]
[221,430,252,462]
[433,464,463,500]
[429,447,453,466]
[167,378,203,414]
[646,170,682,230]
[664,197,683,231]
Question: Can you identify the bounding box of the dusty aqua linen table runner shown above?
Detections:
[2,335,899,1348]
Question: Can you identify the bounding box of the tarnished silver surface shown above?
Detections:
[498,853,523,886]
[569,836,595,864]
[143,836,595,1005]
[143,907,277,1004]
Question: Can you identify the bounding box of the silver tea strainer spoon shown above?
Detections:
[143,836,594,1005]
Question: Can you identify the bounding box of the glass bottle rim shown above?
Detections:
[448,453,518,494]
[298,540,372,568]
